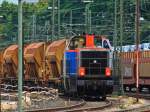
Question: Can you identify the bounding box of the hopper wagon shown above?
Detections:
[2,45,18,84]
[45,39,66,86]
[24,42,45,85]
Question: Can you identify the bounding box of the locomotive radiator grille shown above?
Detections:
[80,51,108,76]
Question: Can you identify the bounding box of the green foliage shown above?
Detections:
[0,0,149,45]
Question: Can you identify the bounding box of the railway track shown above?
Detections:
[25,98,85,112]
[121,92,150,112]
[125,92,150,100]
[0,83,112,112]
[63,100,111,112]
[25,99,111,112]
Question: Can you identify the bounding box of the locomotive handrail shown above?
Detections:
[66,36,75,50]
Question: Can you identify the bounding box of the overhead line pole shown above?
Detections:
[89,10,92,33]
[113,0,118,94]
[70,10,72,34]
[58,0,60,38]
[46,21,49,42]
[113,0,117,48]
[18,0,23,111]
[85,3,90,33]
[135,0,140,102]
[52,0,55,41]
[85,4,88,33]
[32,14,36,40]
[84,1,93,33]
[119,0,124,95]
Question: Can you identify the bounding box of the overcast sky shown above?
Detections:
[0,0,39,4]
[0,0,17,4]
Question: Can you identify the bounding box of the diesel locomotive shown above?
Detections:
[63,34,113,99]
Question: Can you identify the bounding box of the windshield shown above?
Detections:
[94,37,102,47]
[69,36,102,50]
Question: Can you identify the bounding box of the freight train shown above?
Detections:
[0,35,114,99]
[121,50,150,93]
[63,34,113,99]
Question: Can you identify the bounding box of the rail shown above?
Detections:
[25,98,85,112]
[64,100,112,112]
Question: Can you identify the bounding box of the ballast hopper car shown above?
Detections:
[24,42,45,85]
[45,39,66,85]
[2,45,18,83]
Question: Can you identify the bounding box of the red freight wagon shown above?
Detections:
[121,50,150,92]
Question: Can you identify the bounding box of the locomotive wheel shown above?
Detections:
[63,77,70,95]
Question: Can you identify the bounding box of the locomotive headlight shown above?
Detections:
[93,60,97,63]
[105,67,111,77]
[79,67,85,76]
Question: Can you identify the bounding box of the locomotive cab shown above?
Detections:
[63,34,113,99]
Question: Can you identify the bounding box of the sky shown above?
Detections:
[0,0,18,4]
[0,0,39,4]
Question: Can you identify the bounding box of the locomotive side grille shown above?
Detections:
[80,51,108,75]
